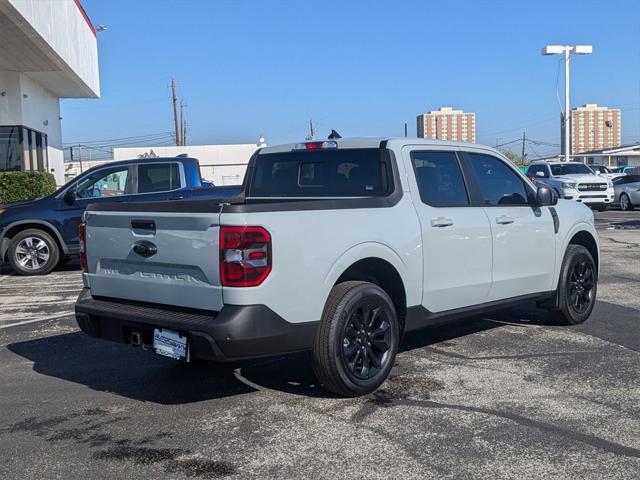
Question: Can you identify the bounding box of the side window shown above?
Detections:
[137,163,180,194]
[411,151,469,207]
[467,153,530,206]
[75,166,131,199]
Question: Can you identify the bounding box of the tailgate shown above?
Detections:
[84,201,223,311]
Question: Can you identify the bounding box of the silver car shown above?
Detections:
[613,175,640,210]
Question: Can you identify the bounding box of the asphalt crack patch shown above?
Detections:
[2,409,236,478]
[358,391,640,459]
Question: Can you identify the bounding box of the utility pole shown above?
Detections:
[77,144,83,173]
[521,132,526,165]
[182,118,187,147]
[306,119,315,140]
[170,78,180,146]
[179,98,186,146]
[404,123,408,137]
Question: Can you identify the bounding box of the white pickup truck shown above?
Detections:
[526,160,614,211]
[75,138,600,396]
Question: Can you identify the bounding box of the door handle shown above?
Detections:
[430,217,454,228]
[496,214,514,225]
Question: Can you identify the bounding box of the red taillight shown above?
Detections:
[220,226,271,287]
[79,221,87,273]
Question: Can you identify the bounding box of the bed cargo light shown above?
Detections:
[294,141,338,151]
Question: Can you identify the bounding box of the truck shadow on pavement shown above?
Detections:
[7,333,257,403]
[7,308,557,402]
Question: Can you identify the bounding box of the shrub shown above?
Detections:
[0,171,57,204]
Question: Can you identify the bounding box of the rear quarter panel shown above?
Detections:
[219,195,422,324]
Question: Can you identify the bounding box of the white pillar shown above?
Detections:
[564,47,571,162]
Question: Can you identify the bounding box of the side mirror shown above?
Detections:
[536,186,557,206]
[63,188,76,204]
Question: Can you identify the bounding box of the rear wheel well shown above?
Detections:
[335,257,407,333]
[568,230,598,274]
[2,223,64,262]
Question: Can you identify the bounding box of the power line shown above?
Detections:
[63,131,173,146]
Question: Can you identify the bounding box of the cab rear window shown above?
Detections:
[249,148,391,197]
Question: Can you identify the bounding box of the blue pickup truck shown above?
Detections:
[0,157,242,275]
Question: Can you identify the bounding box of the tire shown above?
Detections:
[592,204,609,212]
[8,229,60,276]
[312,281,400,397]
[58,255,73,265]
[549,245,597,325]
[619,193,634,211]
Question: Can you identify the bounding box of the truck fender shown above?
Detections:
[0,219,69,259]
[554,220,599,287]
[319,241,419,312]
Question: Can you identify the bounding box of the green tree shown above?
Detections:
[502,150,527,166]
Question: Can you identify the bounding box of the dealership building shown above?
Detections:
[0,0,100,185]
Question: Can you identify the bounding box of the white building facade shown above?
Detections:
[0,0,100,185]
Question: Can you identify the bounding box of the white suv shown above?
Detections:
[527,161,614,211]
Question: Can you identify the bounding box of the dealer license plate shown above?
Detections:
[153,328,189,361]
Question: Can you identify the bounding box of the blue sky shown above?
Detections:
[62,0,640,158]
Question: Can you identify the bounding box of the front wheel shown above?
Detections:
[620,193,634,211]
[549,245,597,325]
[312,281,400,397]
[8,229,60,276]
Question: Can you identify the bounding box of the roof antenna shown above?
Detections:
[328,129,342,139]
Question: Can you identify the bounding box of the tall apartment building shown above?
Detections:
[417,107,476,143]
[565,104,621,155]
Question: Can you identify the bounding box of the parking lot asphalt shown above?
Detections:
[0,209,638,479]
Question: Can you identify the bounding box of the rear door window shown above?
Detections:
[411,151,469,207]
[137,163,181,194]
[249,149,390,197]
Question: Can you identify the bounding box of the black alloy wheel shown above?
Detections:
[567,258,595,315]
[341,300,393,381]
[549,244,597,325]
[312,281,399,396]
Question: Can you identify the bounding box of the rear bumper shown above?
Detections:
[75,288,318,361]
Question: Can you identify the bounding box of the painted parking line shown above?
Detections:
[0,313,74,329]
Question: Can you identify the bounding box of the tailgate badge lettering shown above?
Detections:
[132,241,158,258]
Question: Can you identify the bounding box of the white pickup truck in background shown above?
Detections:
[76,138,600,396]
[526,160,614,211]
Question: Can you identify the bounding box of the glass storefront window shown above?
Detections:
[0,126,22,171]
[0,125,48,173]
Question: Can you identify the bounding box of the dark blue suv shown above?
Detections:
[0,157,241,275]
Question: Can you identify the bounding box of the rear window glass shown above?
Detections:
[249,149,390,197]
[138,163,180,193]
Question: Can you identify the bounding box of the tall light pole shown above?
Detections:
[542,45,592,161]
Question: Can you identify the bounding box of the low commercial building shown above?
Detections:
[573,143,640,168]
[0,0,100,185]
